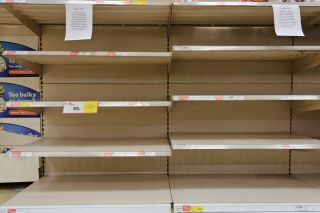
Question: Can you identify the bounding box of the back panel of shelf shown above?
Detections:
[292,26,320,174]
[41,25,169,176]
[169,26,294,175]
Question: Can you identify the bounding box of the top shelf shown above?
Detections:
[1,1,320,36]
[171,1,320,25]
[0,0,173,27]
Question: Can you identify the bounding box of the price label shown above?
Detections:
[4,0,27,3]
[18,102,33,107]
[132,0,147,5]
[84,101,98,113]
[8,151,32,157]
[63,101,98,114]
[281,144,290,149]
[182,205,204,212]
[7,102,33,108]
[295,205,313,212]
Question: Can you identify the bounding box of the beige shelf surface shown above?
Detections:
[170,133,320,150]
[6,137,172,157]
[172,46,320,61]
[0,130,39,147]
[170,174,320,212]
[1,174,172,213]
[0,0,172,25]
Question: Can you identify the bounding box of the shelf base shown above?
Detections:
[0,174,172,213]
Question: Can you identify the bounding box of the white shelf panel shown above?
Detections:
[0,174,172,213]
[2,51,172,65]
[170,133,320,150]
[170,174,320,213]
[172,95,320,101]
[172,46,320,61]
[172,2,320,25]
[6,137,172,157]
[5,101,172,108]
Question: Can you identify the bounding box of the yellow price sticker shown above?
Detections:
[183,205,204,212]
[132,0,147,5]
[84,101,98,114]
[191,206,204,212]
[20,102,33,107]
[182,205,204,212]
[11,102,33,107]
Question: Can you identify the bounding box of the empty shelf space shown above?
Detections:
[170,174,320,213]
[172,46,320,60]
[172,95,320,101]
[171,95,320,112]
[5,101,172,108]
[172,2,320,25]
[0,174,172,213]
[6,137,172,157]
[170,133,320,150]
[0,0,172,26]
[0,130,39,147]
[296,175,320,188]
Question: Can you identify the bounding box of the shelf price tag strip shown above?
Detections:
[63,101,98,114]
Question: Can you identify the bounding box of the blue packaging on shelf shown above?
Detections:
[0,41,38,77]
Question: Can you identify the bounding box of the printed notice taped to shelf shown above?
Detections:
[65,4,93,41]
[272,5,304,36]
[63,101,98,114]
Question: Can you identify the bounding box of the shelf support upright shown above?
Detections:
[1,3,42,37]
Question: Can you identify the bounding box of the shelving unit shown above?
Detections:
[2,175,172,213]
[1,1,320,213]
[170,174,320,213]
[6,138,172,157]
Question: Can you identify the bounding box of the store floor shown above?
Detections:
[0,183,31,205]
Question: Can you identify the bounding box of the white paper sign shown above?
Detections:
[65,4,93,41]
[272,5,304,37]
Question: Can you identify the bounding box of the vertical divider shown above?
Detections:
[289,36,295,175]
[167,3,174,210]
[39,36,45,178]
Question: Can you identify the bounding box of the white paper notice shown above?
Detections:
[272,5,304,37]
[65,4,93,41]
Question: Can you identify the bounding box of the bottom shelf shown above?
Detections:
[170,174,320,213]
[0,175,172,213]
